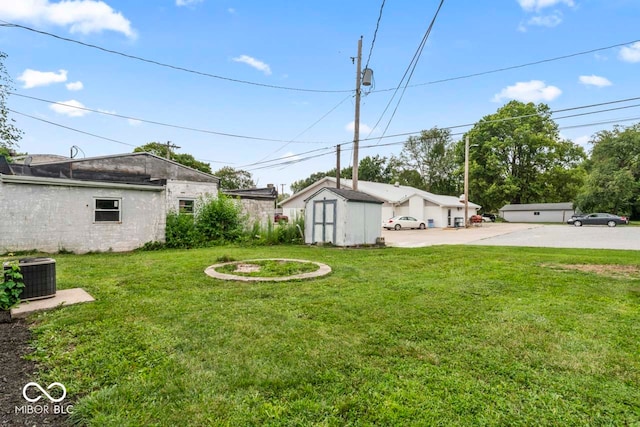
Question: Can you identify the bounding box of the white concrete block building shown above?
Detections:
[0,153,219,253]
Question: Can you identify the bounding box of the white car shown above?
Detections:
[383,216,426,230]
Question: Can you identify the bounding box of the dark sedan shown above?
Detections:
[567,213,629,227]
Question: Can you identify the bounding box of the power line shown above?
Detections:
[357,95,640,143]
[252,94,353,164]
[12,92,327,144]
[366,0,445,143]
[372,38,640,93]
[0,20,352,94]
[9,109,135,147]
[364,0,386,71]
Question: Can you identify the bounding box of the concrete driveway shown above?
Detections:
[382,223,640,250]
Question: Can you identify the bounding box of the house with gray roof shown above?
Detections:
[280,177,481,228]
[499,202,575,223]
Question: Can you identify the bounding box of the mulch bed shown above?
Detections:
[0,319,69,426]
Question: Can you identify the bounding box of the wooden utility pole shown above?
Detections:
[352,37,363,191]
[336,144,341,189]
[165,141,180,160]
[464,135,469,228]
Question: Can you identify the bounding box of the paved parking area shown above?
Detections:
[382,223,640,250]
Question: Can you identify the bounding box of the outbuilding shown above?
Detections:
[304,187,383,246]
[499,202,575,223]
[282,177,481,228]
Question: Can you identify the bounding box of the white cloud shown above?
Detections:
[619,41,640,63]
[128,118,142,126]
[66,81,84,91]
[176,0,203,6]
[578,75,612,87]
[227,8,236,14]
[517,0,574,12]
[573,135,590,146]
[17,69,67,89]
[49,99,89,117]
[345,121,373,135]
[281,152,299,161]
[527,11,563,27]
[232,55,272,75]
[0,0,136,38]
[493,80,562,103]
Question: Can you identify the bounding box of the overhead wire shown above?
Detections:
[364,0,386,71]
[11,92,328,144]
[0,20,351,94]
[251,93,353,164]
[366,0,445,142]
[9,109,136,147]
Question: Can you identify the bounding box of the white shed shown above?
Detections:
[304,188,383,246]
[499,202,575,223]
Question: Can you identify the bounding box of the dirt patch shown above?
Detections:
[544,263,640,278]
[0,319,69,426]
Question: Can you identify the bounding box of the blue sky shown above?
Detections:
[1,0,640,193]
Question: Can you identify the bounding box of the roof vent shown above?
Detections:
[394,181,400,187]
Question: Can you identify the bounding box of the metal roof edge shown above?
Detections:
[0,173,165,191]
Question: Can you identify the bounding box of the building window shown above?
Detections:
[179,199,195,214]
[95,198,121,222]
[534,211,540,216]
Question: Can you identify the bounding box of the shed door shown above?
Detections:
[313,199,337,243]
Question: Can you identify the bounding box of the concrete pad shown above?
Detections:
[382,223,542,248]
[11,288,95,318]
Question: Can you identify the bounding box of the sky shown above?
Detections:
[1,0,640,194]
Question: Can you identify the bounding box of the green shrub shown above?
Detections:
[195,194,246,244]
[1,261,24,311]
[165,211,198,248]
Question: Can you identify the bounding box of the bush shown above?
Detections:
[1,261,24,311]
[165,210,199,248]
[195,194,245,244]
[164,193,247,248]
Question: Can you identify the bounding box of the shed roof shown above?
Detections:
[499,202,574,211]
[308,187,384,204]
[282,177,480,209]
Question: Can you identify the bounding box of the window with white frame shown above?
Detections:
[179,199,195,214]
[94,198,121,222]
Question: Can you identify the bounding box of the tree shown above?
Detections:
[288,155,400,194]
[133,142,212,174]
[575,124,640,218]
[0,52,23,160]
[213,166,255,190]
[398,127,458,194]
[463,101,586,212]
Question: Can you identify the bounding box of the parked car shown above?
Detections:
[482,213,496,222]
[383,216,427,230]
[567,213,629,227]
[274,213,288,223]
[470,214,483,224]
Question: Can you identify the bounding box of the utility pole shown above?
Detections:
[336,144,341,189]
[165,141,180,160]
[464,135,470,228]
[352,36,363,191]
[280,183,285,196]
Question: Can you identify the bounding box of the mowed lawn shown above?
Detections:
[19,245,640,426]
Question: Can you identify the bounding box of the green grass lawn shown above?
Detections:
[14,245,640,426]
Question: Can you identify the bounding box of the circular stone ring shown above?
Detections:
[204,258,332,282]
